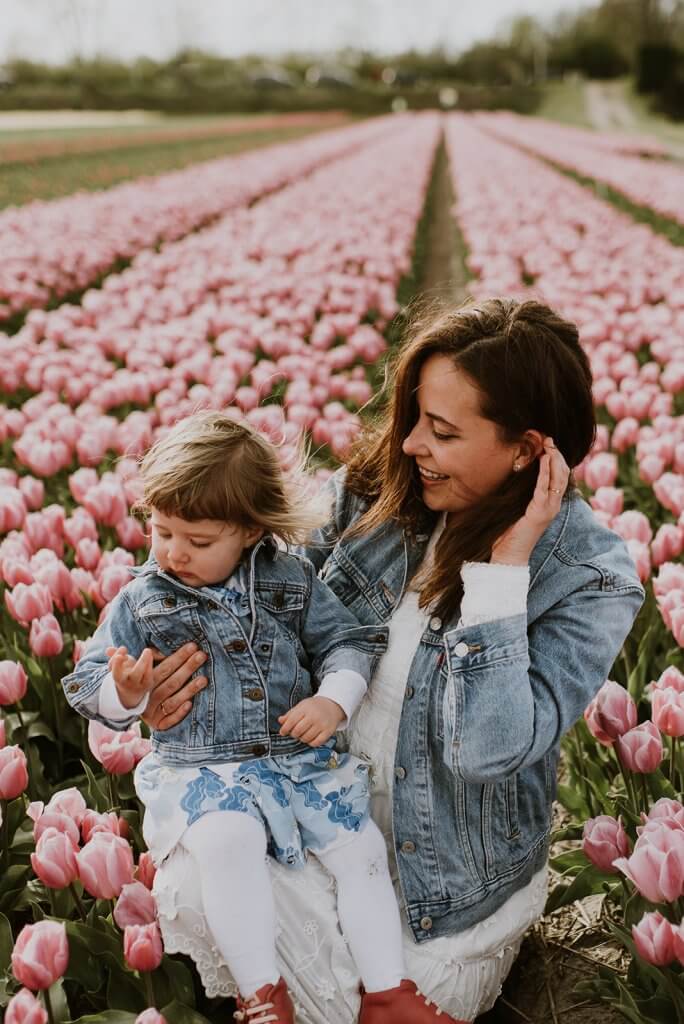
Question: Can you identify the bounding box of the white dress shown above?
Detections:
[154,555,548,1023]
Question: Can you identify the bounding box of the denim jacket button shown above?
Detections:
[67,682,79,693]
[226,640,247,653]
[163,597,176,608]
[395,766,406,780]
[454,642,469,657]
[246,688,264,701]
[405,685,414,699]
[429,616,442,631]
[251,744,268,757]
[420,916,433,931]
[400,840,416,854]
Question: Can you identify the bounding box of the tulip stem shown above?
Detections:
[69,882,87,922]
[15,702,27,735]
[661,968,684,1023]
[0,799,7,870]
[43,986,55,1024]
[108,774,119,811]
[144,971,156,1009]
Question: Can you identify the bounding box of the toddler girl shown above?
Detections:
[63,412,465,1024]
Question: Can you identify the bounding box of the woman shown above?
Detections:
[142,299,644,1023]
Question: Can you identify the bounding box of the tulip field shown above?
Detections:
[0,108,682,1024]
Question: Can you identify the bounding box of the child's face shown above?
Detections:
[150,509,263,587]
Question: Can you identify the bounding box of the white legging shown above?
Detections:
[180,810,405,999]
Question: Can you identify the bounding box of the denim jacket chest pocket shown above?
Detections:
[253,581,308,712]
[322,546,396,623]
[135,593,205,651]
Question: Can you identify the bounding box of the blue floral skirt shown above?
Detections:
[134,741,372,867]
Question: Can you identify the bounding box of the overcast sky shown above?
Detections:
[1,0,590,64]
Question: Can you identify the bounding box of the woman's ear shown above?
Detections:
[515,430,545,469]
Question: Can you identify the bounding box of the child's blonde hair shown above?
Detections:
[136,412,327,546]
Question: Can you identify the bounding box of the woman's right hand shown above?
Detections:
[141,643,208,730]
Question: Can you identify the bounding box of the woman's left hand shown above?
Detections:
[491,438,571,566]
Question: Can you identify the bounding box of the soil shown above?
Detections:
[418,139,471,305]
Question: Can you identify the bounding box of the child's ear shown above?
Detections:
[245,525,264,547]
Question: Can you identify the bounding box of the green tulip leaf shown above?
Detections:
[0,912,13,973]
[67,1012,137,1024]
[160,999,214,1024]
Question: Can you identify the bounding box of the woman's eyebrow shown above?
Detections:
[426,411,459,430]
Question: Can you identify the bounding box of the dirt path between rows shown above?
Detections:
[419,139,470,306]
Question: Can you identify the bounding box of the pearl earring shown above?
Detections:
[513,462,522,472]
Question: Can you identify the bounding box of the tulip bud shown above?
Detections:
[652,687,684,738]
[81,809,126,844]
[135,851,156,891]
[114,881,157,929]
[615,821,684,903]
[29,615,64,658]
[617,720,664,774]
[77,831,134,899]
[88,720,151,775]
[44,786,87,825]
[632,911,675,966]
[11,921,69,991]
[123,922,163,972]
[582,815,631,873]
[31,828,79,889]
[0,745,29,800]
[135,1010,167,1024]
[583,680,637,744]
[0,660,28,705]
[33,810,80,849]
[5,988,48,1024]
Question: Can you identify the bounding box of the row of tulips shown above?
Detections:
[0,118,438,1022]
[445,114,684,1020]
[474,111,684,228]
[0,114,393,325]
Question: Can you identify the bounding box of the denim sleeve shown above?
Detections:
[61,589,149,731]
[443,583,644,785]
[299,561,387,683]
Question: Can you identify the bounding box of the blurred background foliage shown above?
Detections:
[1,0,683,120]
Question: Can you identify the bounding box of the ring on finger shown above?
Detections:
[160,700,167,715]
[549,487,563,494]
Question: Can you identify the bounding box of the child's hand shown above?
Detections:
[106,645,155,710]
[278,697,345,747]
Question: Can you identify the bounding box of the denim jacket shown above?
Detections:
[62,535,386,767]
[300,469,644,942]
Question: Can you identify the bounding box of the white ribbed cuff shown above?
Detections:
[315,670,368,729]
[459,561,530,627]
[98,671,149,721]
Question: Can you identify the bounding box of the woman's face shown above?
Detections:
[402,354,521,514]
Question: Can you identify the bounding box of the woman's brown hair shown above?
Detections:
[344,297,596,619]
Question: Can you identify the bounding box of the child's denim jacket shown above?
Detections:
[299,468,645,942]
[62,535,386,766]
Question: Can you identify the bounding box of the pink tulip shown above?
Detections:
[612,510,653,545]
[589,487,623,518]
[44,786,87,825]
[582,815,631,873]
[652,687,684,737]
[617,720,663,774]
[32,560,82,612]
[88,721,151,775]
[0,718,5,748]
[116,516,148,550]
[23,513,63,558]
[77,831,135,899]
[75,538,101,571]
[63,509,98,547]
[32,811,80,849]
[135,851,157,891]
[673,922,684,967]
[83,479,128,527]
[653,667,684,694]
[615,821,684,903]
[646,798,684,825]
[114,881,157,928]
[652,524,684,567]
[5,582,52,626]
[632,911,676,966]
[0,661,28,705]
[0,745,28,799]
[2,559,34,588]
[136,1011,167,1024]
[123,922,163,972]
[625,539,651,583]
[583,680,637,745]
[583,452,618,491]
[68,467,99,503]
[80,809,127,843]
[29,614,64,658]
[17,477,45,512]
[11,921,69,991]
[31,828,79,889]
[0,487,27,532]
[5,988,48,1024]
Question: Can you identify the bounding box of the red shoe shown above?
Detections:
[233,976,295,1023]
[359,978,469,1023]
